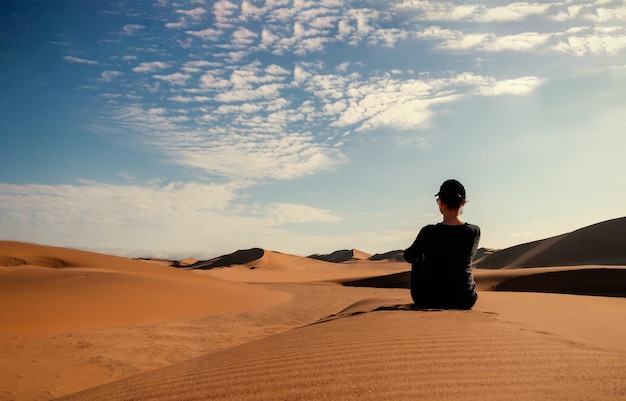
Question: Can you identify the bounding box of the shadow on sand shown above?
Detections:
[310,298,475,326]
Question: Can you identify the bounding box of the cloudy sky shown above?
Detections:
[1,0,625,259]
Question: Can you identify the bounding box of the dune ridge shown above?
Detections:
[475,217,626,269]
[0,241,289,335]
[308,248,372,263]
[368,250,404,261]
[3,215,626,401]
[174,248,265,269]
[57,309,626,401]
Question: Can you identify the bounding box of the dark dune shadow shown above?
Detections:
[341,267,626,298]
[341,271,410,288]
[494,268,626,297]
[174,248,265,269]
[310,298,475,326]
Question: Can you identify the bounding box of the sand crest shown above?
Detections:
[0,241,289,335]
[57,308,626,401]
[475,217,626,268]
[2,233,626,401]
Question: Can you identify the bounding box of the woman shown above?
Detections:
[404,179,480,310]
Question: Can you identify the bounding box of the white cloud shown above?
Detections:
[100,70,124,82]
[0,181,238,227]
[0,181,346,257]
[168,95,212,103]
[109,103,346,181]
[356,98,440,132]
[293,36,333,55]
[215,83,285,102]
[266,203,341,224]
[479,2,552,22]
[182,60,222,73]
[484,32,553,51]
[176,7,206,20]
[213,0,239,28]
[595,5,626,22]
[556,27,626,55]
[166,21,186,29]
[241,0,264,19]
[122,24,145,35]
[133,61,171,73]
[153,72,191,85]
[176,133,347,180]
[200,72,231,89]
[479,76,544,96]
[368,28,409,48]
[439,32,491,50]
[260,28,280,49]
[186,28,223,41]
[215,103,264,115]
[395,1,479,21]
[418,27,553,52]
[231,27,258,48]
[63,56,98,65]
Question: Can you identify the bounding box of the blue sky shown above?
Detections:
[1,0,625,259]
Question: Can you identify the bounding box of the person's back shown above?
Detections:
[404,180,480,310]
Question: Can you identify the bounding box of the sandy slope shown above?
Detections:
[474,217,626,268]
[2,239,626,400]
[0,241,289,335]
[58,307,626,401]
[0,241,290,400]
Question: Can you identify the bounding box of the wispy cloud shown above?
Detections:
[100,70,124,82]
[186,27,223,40]
[133,61,171,73]
[478,2,552,22]
[267,203,341,224]
[80,1,617,190]
[153,72,191,85]
[4,0,626,257]
[122,24,145,35]
[63,56,98,65]
[177,7,206,20]
[0,181,342,257]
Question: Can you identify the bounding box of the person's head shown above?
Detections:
[436,179,466,210]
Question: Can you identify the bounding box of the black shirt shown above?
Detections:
[404,223,480,306]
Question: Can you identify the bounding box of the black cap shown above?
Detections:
[435,179,466,207]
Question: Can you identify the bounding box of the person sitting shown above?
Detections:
[403,179,480,310]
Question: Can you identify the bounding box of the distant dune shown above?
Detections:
[473,247,498,262]
[3,218,626,400]
[175,248,265,269]
[368,250,404,262]
[308,248,371,263]
[491,268,626,297]
[475,217,626,269]
[0,241,287,335]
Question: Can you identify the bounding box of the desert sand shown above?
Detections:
[1,218,626,400]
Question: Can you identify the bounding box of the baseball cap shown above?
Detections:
[435,179,466,204]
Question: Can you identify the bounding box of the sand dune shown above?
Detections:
[340,265,626,297]
[3,231,626,400]
[308,248,372,263]
[0,241,289,335]
[475,217,626,269]
[57,304,626,401]
[175,248,265,269]
[490,267,626,296]
[192,248,407,283]
[368,249,404,261]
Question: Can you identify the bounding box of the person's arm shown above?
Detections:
[404,226,426,263]
[470,226,481,261]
